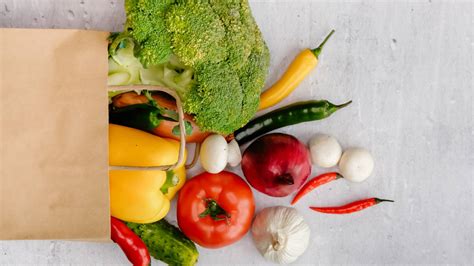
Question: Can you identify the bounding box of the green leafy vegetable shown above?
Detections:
[163,109,179,121]
[172,121,193,136]
[109,104,163,132]
[141,90,158,108]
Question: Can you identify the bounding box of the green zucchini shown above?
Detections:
[127,219,199,266]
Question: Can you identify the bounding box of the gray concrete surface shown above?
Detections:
[1,0,473,265]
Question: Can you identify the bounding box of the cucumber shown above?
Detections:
[127,219,199,266]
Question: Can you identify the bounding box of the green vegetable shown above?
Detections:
[108,0,270,135]
[234,100,352,145]
[160,170,179,194]
[123,0,174,66]
[142,90,159,107]
[165,1,226,67]
[108,37,143,86]
[109,101,189,134]
[109,104,162,132]
[172,121,193,136]
[127,219,199,266]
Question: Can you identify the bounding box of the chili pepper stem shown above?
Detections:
[311,29,335,58]
[335,100,352,109]
[374,198,394,204]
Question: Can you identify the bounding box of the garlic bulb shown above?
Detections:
[251,206,310,264]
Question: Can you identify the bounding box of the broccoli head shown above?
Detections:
[109,0,270,134]
[165,1,227,67]
[186,62,244,134]
[124,0,174,66]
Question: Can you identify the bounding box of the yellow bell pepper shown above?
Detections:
[259,30,335,111]
[109,124,186,223]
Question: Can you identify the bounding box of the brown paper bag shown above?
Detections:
[0,29,110,241]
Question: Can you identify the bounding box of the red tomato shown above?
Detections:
[177,171,255,248]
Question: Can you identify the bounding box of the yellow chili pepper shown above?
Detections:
[109,124,186,223]
[259,30,335,111]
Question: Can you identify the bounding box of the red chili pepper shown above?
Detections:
[291,172,342,205]
[111,216,151,266]
[309,198,394,214]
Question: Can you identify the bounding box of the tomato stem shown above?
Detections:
[199,198,231,222]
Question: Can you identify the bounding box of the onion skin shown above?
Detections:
[242,133,311,197]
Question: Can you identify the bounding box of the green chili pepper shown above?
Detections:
[234,100,352,145]
[109,103,193,137]
[109,104,165,133]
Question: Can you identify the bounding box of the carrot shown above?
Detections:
[112,91,209,143]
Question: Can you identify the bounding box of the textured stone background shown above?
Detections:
[1,0,472,265]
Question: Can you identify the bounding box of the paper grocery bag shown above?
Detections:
[0,29,110,241]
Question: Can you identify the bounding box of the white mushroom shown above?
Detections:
[200,134,228,173]
[227,139,242,167]
[308,133,342,168]
[338,148,374,182]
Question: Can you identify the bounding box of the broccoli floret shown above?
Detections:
[109,0,271,134]
[166,1,227,67]
[209,0,254,71]
[186,62,243,134]
[239,46,271,127]
[124,0,174,66]
[183,44,270,134]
